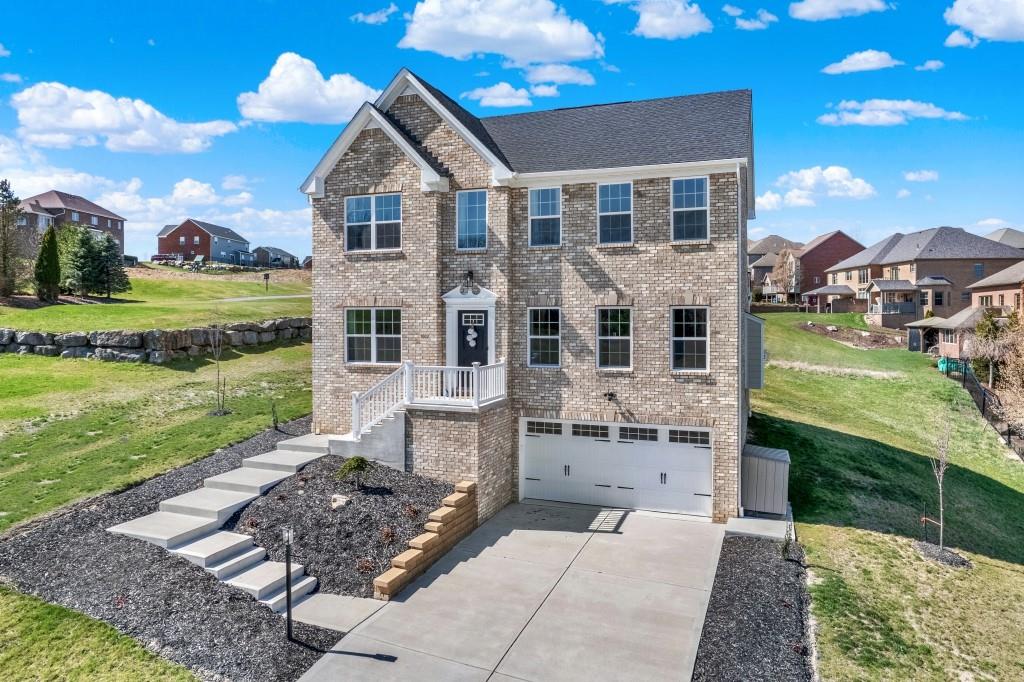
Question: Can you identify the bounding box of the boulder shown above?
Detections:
[148,350,172,364]
[258,331,276,344]
[55,332,89,347]
[91,330,142,348]
[188,328,210,346]
[275,318,292,330]
[299,327,312,341]
[826,325,838,332]
[278,327,296,340]
[33,345,60,357]
[242,331,259,345]
[331,494,352,509]
[226,322,254,332]
[287,318,305,328]
[16,345,32,354]
[0,328,14,345]
[15,331,52,346]
[60,347,92,359]
[4,342,19,353]
[225,330,246,346]
[256,319,278,333]
[94,347,145,362]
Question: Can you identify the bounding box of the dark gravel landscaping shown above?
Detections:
[230,456,453,597]
[692,534,814,682]
[0,416,339,682]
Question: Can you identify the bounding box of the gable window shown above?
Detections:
[814,276,820,284]
[528,188,560,246]
[527,308,560,367]
[935,291,944,306]
[345,193,402,251]
[193,235,201,245]
[597,182,632,244]
[179,236,185,245]
[910,263,916,273]
[672,307,709,371]
[671,177,708,241]
[597,307,631,369]
[456,190,487,250]
[345,308,401,364]
[858,268,869,283]
[974,263,984,279]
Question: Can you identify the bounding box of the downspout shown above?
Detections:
[736,161,745,518]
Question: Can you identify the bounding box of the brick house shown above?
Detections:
[156,219,253,265]
[18,190,126,255]
[302,69,764,523]
[823,227,1024,327]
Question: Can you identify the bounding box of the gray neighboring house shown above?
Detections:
[747,234,802,266]
[254,246,300,268]
[156,219,253,265]
[984,227,1024,250]
[749,251,778,288]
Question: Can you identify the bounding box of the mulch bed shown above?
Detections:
[914,540,973,569]
[229,457,453,597]
[801,322,905,349]
[0,416,340,682]
[692,535,814,682]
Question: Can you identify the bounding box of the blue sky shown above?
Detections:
[1,0,1021,258]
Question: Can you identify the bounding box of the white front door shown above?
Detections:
[519,419,713,516]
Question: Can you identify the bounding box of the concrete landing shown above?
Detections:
[159,488,257,522]
[242,449,323,473]
[204,467,291,495]
[277,433,331,454]
[290,593,385,632]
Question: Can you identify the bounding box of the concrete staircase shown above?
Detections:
[108,434,329,613]
[329,410,406,471]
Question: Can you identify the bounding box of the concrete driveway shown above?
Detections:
[300,501,724,682]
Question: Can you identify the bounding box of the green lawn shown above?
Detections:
[0,269,311,332]
[752,313,1024,681]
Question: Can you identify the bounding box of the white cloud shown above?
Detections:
[522,63,595,85]
[976,217,1008,227]
[789,0,888,21]
[915,59,945,71]
[817,99,969,126]
[822,49,903,75]
[944,0,1024,46]
[897,188,911,198]
[736,9,779,30]
[351,3,399,24]
[944,29,980,47]
[221,174,252,191]
[0,73,21,83]
[775,165,877,207]
[0,43,9,57]
[237,53,378,124]
[11,82,237,153]
[170,178,220,205]
[756,190,782,211]
[460,82,532,107]
[903,169,939,182]
[722,4,744,17]
[784,188,816,207]
[222,191,254,206]
[530,84,560,97]
[399,0,604,65]
[607,0,713,40]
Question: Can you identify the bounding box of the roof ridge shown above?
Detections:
[480,88,752,122]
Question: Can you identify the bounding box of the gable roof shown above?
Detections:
[799,230,861,257]
[256,245,297,260]
[884,226,1024,262]
[157,224,177,237]
[749,234,802,255]
[159,219,248,243]
[867,279,917,292]
[804,284,855,297]
[19,190,125,221]
[827,233,903,271]
[984,227,1024,249]
[968,260,1024,289]
[750,252,778,268]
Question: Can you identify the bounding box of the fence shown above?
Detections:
[941,357,1024,460]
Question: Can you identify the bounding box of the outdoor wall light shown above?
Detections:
[604,391,617,401]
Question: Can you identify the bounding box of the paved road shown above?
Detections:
[300,501,724,682]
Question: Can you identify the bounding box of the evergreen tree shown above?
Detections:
[34,224,61,302]
[67,229,100,296]
[0,179,24,297]
[96,234,130,298]
[56,224,86,293]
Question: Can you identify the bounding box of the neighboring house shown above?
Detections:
[254,246,300,268]
[156,219,253,265]
[968,259,1024,311]
[749,252,778,292]
[18,190,126,255]
[793,230,864,306]
[747,234,802,267]
[302,256,313,270]
[823,227,1024,328]
[302,68,763,524]
[984,227,1024,250]
[906,307,992,356]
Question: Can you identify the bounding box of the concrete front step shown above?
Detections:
[108,512,221,548]
[242,449,323,474]
[225,560,306,600]
[159,488,258,523]
[171,531,254,567]
[262,575,318,612]
[276,434,331,454]
[204,467,291,495]
[206,546,267,579]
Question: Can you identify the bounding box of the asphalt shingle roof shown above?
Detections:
[984,227,1024,249]
[968,260,1024,289]
[827,233,904,271]
[19,190,125,221]
[804,284,855,297]
[748,234,802,255]
[159,219,248,243]
[868,279,917,292]
[257,246,297,260]
[916,275,954,286]
[750,252,778,268]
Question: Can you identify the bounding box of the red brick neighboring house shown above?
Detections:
[18,190,126,255]
[796,230,864,306]
[156,219,252,265]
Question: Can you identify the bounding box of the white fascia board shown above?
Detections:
[375,69,514,179]
[502,158,750,188]
[300,101,448,197]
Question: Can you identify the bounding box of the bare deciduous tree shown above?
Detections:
[995,323,1024,430]
[770,249,799,303]
[931,426,951,551]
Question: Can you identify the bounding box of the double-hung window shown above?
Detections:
[528,188,560,246]
[672,307,709,371]
[457,190,487,249]
[179,236,185,245]
[193,235,200,245]
[597,182,632,244]
[527,308,560,367]
[346,308,401,363]
[345,193,401,251]
[858,268,869,284]
[597,308,631,369]
[71,211,80,221]
[935,291,944,306]
[671,177,708,241]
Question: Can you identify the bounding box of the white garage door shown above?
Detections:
[519,419,713,517]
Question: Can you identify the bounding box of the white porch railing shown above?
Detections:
[351,359,507,438]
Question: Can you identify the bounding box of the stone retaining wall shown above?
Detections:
[373,481,478,601]
[0,317,312,364]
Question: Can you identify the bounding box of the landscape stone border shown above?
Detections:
[0,317,312,364]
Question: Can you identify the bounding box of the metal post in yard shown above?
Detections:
[282,526,294,642]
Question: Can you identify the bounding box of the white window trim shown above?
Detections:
[179,236,186,245]
[344,193,403,252]
[671,306,710,373]
[669,175,710,243]
[528,187,562,248]
[527,307,561,368]
[345,307,402,365]
[595,306,633,370]
[193,235,201,245]
[456,189,488,251]
[596,181,633,246]
[71,211,80,221]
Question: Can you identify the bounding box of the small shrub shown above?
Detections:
[335,456,370,489]
[379,526,396,545]
[402,504,420,519]
[355,557,375,574]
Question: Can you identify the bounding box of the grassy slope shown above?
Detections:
[752,313,1024,681]
[0,343,313,680]
[0,271,311,332]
